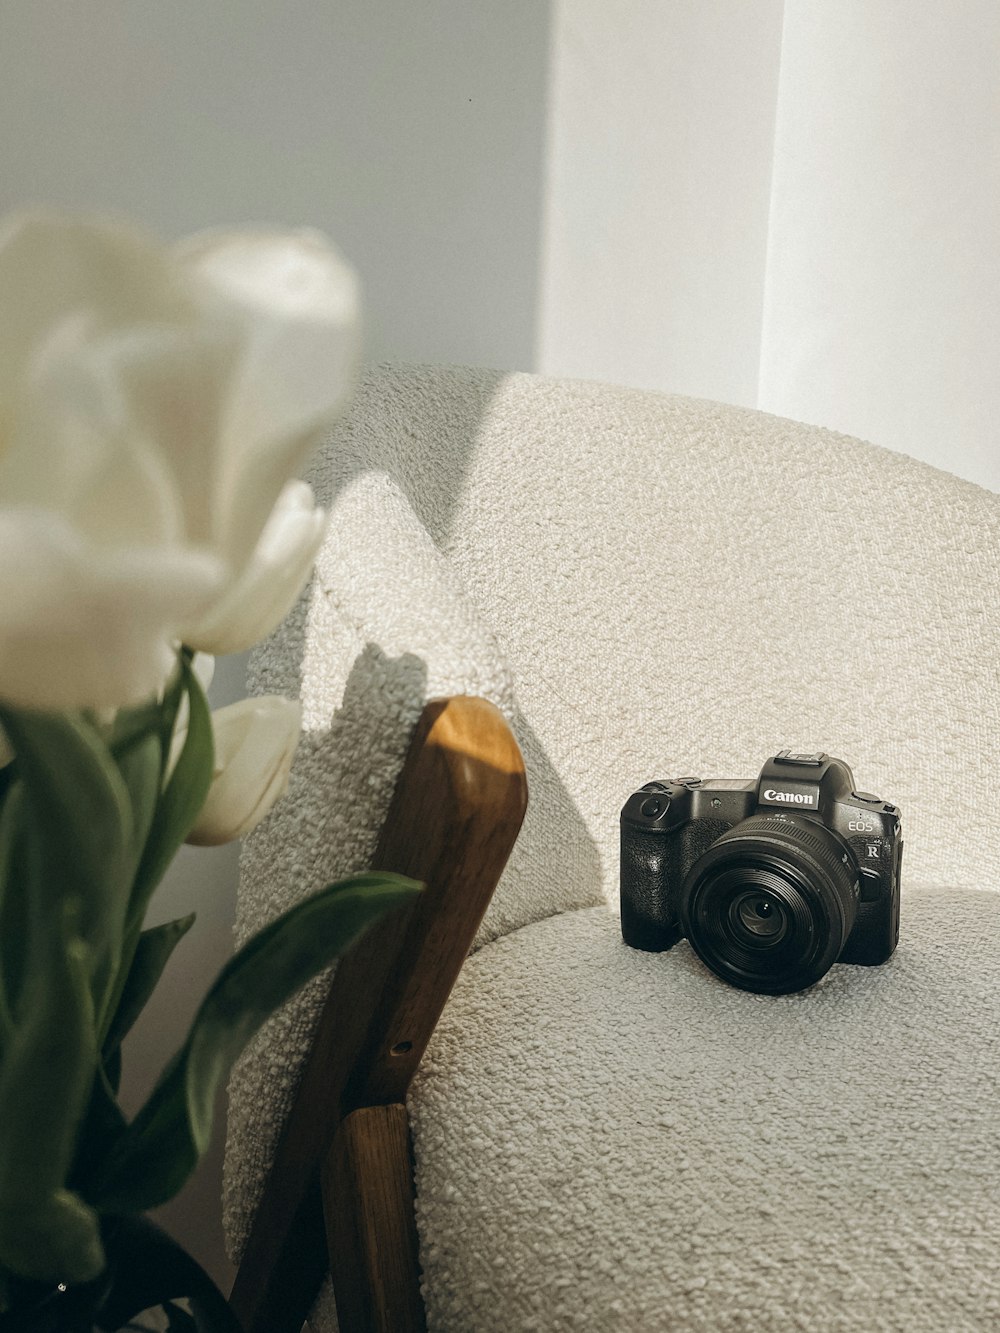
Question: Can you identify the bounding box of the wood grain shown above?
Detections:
[324,1104,425,1333]
[229,696,527,1333]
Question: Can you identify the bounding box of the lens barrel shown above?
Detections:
[678,814,859,994]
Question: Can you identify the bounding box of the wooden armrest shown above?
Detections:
[229,696,528,1333]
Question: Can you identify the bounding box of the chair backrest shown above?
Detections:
[285,364,998,922]
[226,362,999,1264]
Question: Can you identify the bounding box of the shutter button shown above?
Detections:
[640,797,666,818]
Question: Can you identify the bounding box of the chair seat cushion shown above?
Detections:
[408,886,1000,1331]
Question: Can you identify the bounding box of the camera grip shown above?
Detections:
[620,823,683,952]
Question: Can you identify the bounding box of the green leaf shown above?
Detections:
[156,651,190,762]
[0,710,126,1285]
[0,923,104,1284]
[74,1058,128,1170]
[95,1213,242,1332]
[125,660,214,939]
[102,914,196,1061]
[0,782,26,1049]
[0,758,14,807]
[104,1043,123,1096]
[95,729,170,1047]
[0,1188,104,1287]
[108,698,169,763]
[107,701,170,883]
[163,1302,200,1332]
[115,730,163,872]
[91,873,421,1213]
[0,709,132,916]
[0,707,133,1019]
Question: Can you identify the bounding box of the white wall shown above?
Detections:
[537,0,999,493]
[537,0,786,407]
[0,1,550,371]
[758,0,1000,492]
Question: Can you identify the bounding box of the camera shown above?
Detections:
[620,751,902,994]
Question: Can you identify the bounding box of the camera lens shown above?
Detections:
[678,815,858,994]
[732,889,787,941]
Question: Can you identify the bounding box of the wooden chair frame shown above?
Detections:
[229,696,528,1333]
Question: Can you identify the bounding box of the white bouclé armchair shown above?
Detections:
[225,364,1000,1331]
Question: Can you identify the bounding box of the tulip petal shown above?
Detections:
[11,311,244,555]
[184,696,301,846]
[0,512,225,711]
[175,229,360,565]
[192,652,216,695]
[0,212,193,401]
[183,480,326,656]
[4,323,188,555]
[72,323,244,553]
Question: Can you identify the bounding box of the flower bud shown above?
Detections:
[183,696,301,846]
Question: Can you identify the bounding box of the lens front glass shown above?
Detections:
[689,864,806,985]
[679,816,858,994]
[731,888,788,943]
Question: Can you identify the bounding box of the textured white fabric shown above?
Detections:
[302,363,998,924]
[411,888,1000,1332]
[224,364,1000,1328]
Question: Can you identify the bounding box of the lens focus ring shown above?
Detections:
[714,815,857,906]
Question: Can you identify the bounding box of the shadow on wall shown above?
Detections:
[255,364,603,938]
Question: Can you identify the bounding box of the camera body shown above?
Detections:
[620,751,902,993]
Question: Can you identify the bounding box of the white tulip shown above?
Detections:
[181,696,302,846]
[182,480,326,655]
[0,212,358,711]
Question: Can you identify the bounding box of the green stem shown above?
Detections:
[96,648,204,1050]
[0,784,24,1051]
[0,971,13,1051]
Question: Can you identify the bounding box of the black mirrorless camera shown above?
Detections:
[620,751,902,994]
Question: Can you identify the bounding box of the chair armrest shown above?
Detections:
[229,695,528,1333]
